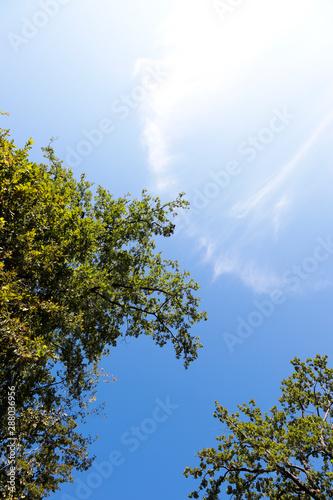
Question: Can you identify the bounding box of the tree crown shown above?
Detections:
[185,355,333,500]
[0,122,207,498]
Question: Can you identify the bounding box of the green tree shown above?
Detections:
[185,355,333,500]
[0,116,207,498]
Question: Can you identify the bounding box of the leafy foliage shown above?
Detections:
[185,355,333,500]
[0,119,207,498]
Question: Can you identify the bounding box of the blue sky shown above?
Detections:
[2,0,333,498]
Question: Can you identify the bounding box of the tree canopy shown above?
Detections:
[0,116,207,498]
[185,354,333,500]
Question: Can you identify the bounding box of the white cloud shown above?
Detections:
[142,118,170,174]
[229,108,333,220]
[136,0,333,293]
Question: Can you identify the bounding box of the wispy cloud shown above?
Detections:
[136,0,333,293]
[229,108,333,220]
